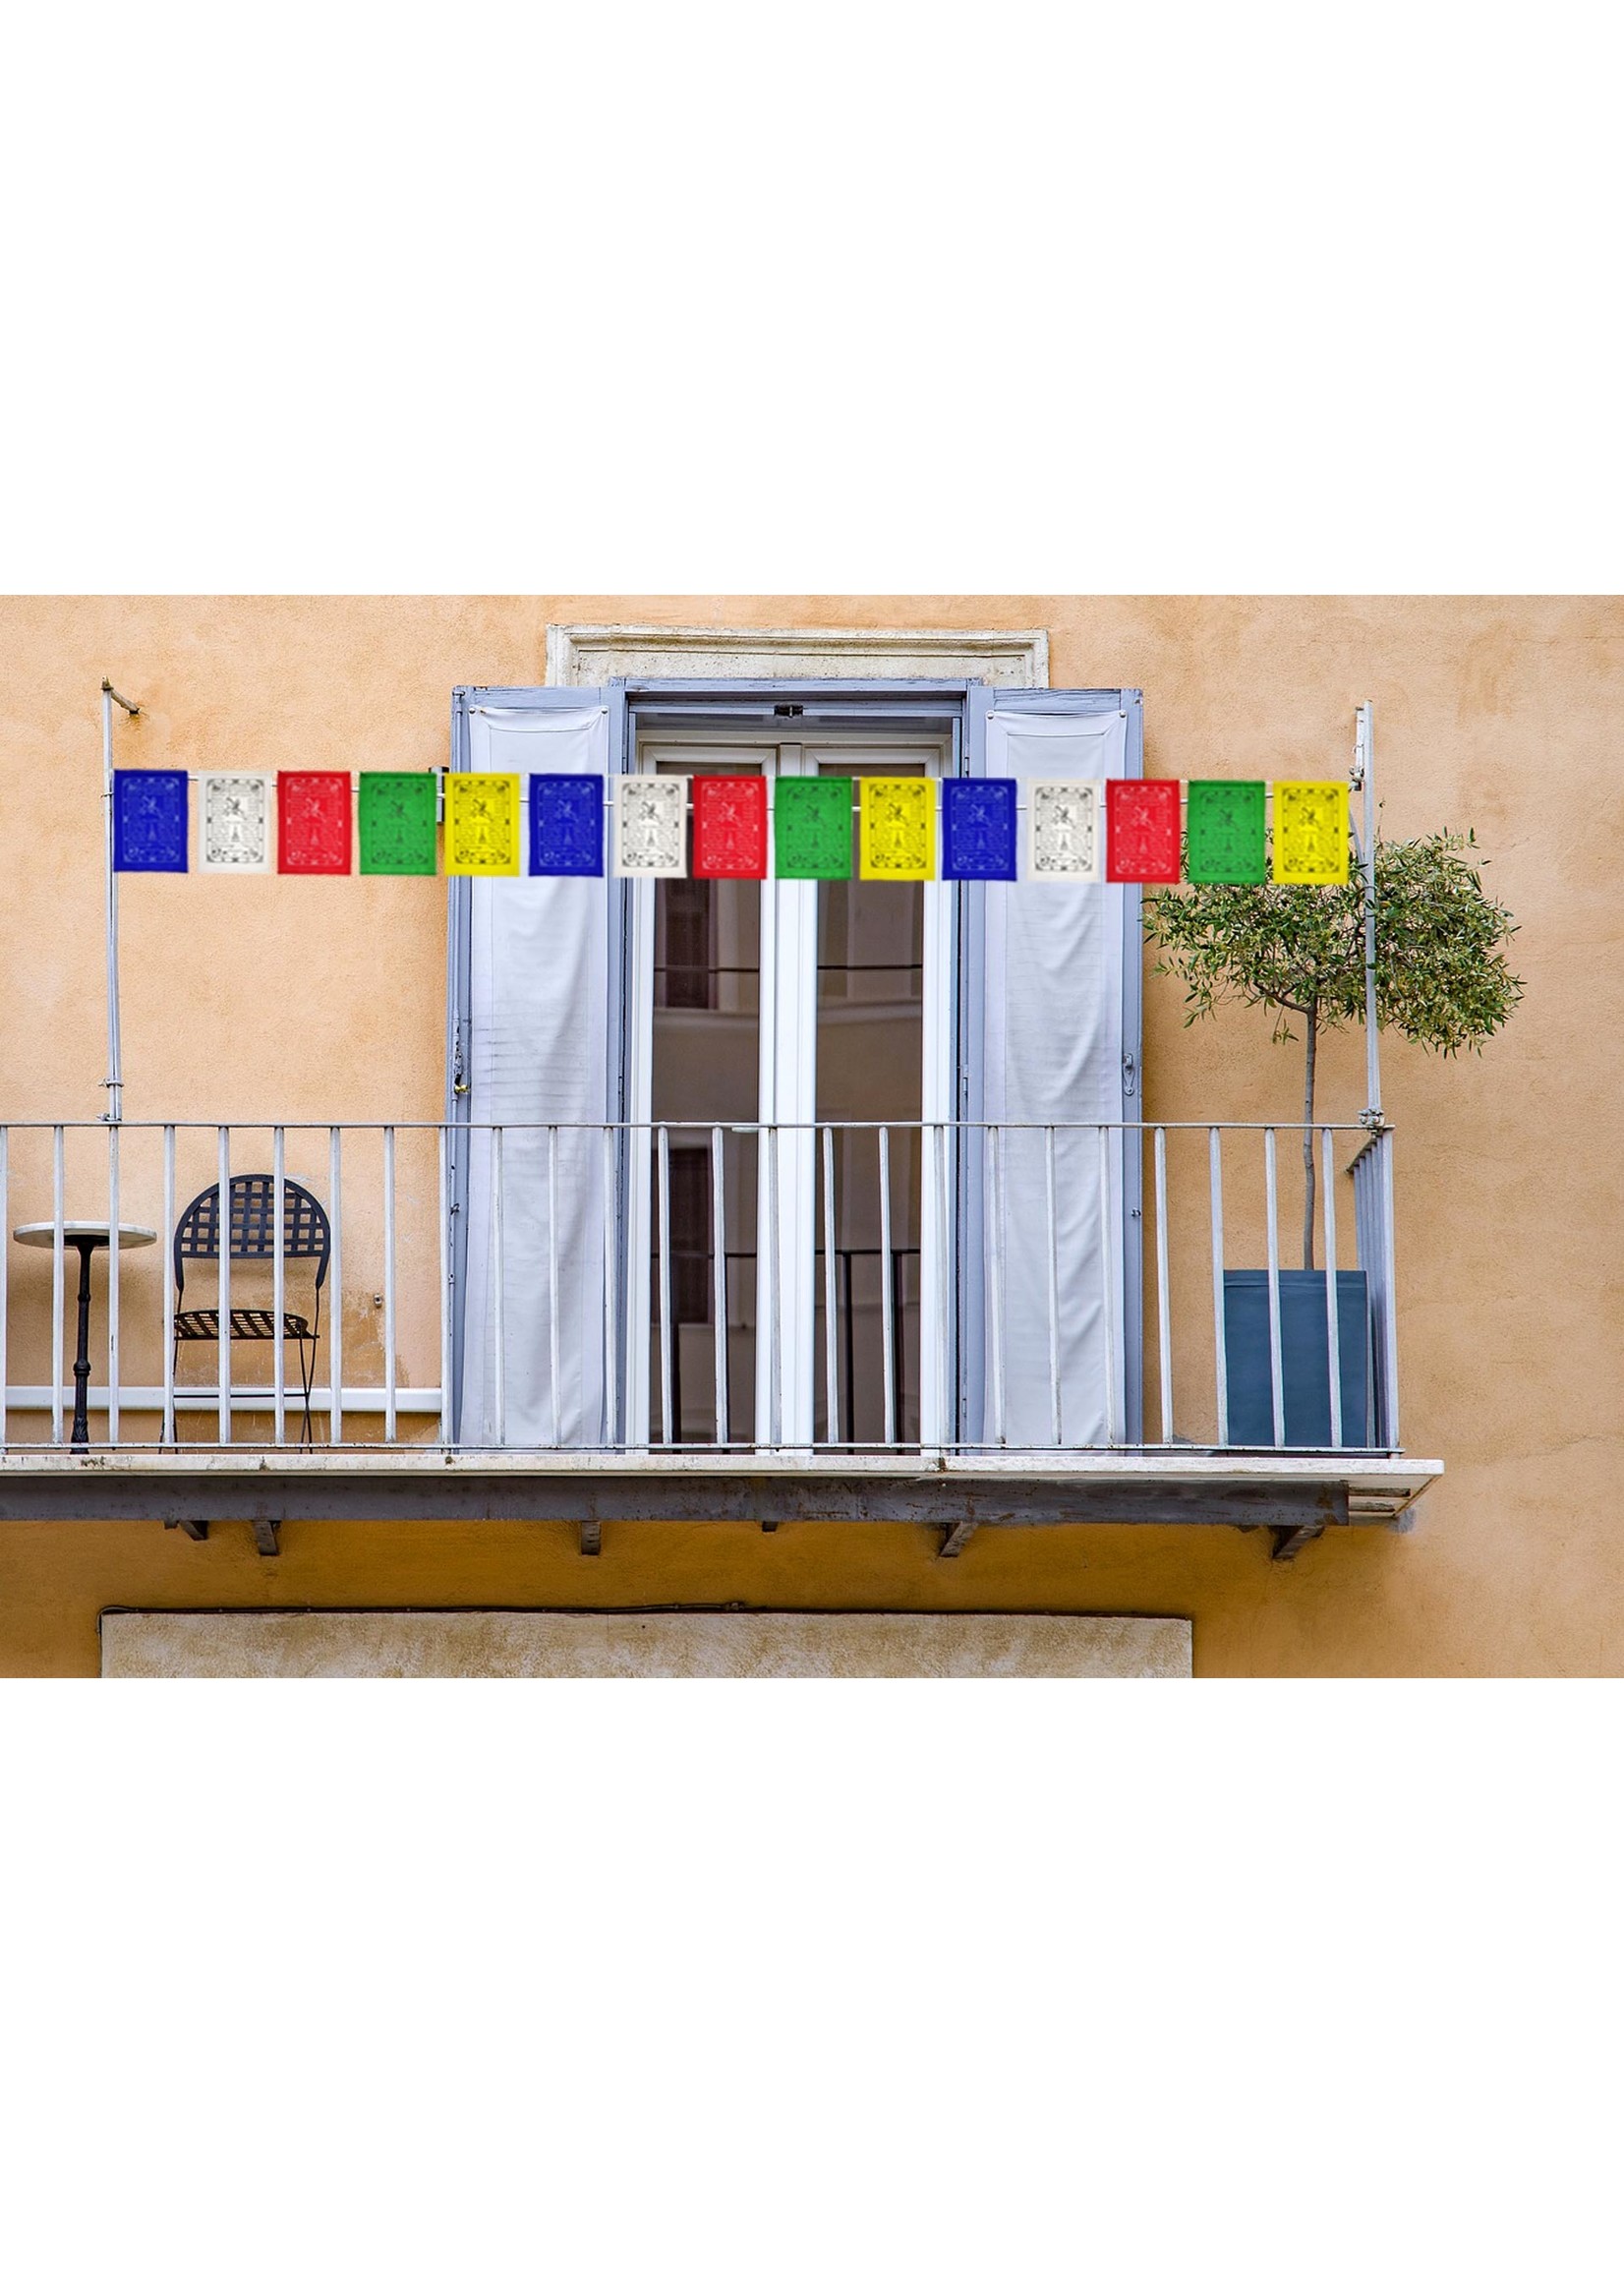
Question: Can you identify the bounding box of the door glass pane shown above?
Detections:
[649,759,761,1443]
[812,760,924,1444]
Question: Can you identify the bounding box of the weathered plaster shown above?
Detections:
[100,1607,1192,1678]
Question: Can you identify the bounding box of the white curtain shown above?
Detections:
[461,705,612,1446]
[981,707,1128,1446]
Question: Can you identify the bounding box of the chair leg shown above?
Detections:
[297,1335,315,1447]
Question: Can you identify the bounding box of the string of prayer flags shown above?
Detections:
[1027,779,1103,882]
[359,772,438,875]
[1185,780,1266,883]
[1272,782,1350,885]
[445,773,521,877]
[692,775,769,880]
[941,778,1018,881]
[200,773,274,872]
[774,776,851,879]
[858,777,934,881]
[530,774,604,877]
[614,776,687,877]
[1106,779,1182,884]
[112,769,1369,894]
[278,771,353,874]
[112,770,189,871]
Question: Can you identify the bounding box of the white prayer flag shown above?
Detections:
[1025,778,1104,883]
[199,773,274,873]
[613,776,687,878]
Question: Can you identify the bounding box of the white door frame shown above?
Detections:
[624,729,954,1449]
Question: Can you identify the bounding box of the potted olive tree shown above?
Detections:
[1143,827,1522,1443]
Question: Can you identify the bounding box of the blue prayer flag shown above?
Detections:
[530,774,605,876]
[941,777,1017,881]
[113,769,189,872]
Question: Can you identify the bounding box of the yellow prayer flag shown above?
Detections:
[1272,782,1350,885]
[858,777,934,881]
[445,772,521,877]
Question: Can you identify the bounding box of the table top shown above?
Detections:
[13,1222,158,1251]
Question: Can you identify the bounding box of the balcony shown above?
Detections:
[0,1117,1439,1557]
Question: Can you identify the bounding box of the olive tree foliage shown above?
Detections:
[1143,830,1523,1268]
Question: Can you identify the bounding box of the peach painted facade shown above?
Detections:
[0,596,1617,1674]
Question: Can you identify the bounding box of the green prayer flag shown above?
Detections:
[1185,780,1265,884]
[774,776,852,880]
[359,772,438,875]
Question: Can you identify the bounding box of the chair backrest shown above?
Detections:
[174,1176,331,1304]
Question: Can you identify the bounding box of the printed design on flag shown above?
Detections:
[359,773,438,875]
[200,774,273,871]
[530,775,604,877]
[1273,782,1350,885]
[858,778,933,880]
[446,774,521,875]
[1027,779,1102,882]
[614,776,687,877]
[773,776,851,879]
[941,779,1017,881]
[1185,781,1266,884]
[112,770,189,872]
[692,775,768,879]
[1106,779,1182,884]
[278,771,353,874]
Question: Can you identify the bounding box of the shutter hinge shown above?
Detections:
[1122,1050,1138,1098]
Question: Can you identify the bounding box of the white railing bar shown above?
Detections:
[328,1127,344,1446]
[713,1122,729,1448]
[162,1126,176,1447]
[601,1127,617,1450]
[767,1122,783,1448]
[1322,1126,1343,1449]
[547,1126,561,1450]
[1264,1128,1285,1449]
[436,1124,449,1448]
[987,1124,1006,1448]
[23,1385,441,1416]
[878,1125,896,1447]
[0,1129,8,1446]
[936,1120,952,1452]
[51,1125,64,1446]
[657,1122,673,1447]
[1381,1133,1402,1447]
[493,1126,506,1450]
[1209,1127,1228,1448]
[0,1117,1381,1135]
[107,1120,120,1446]
[1044,1126,1062,1447]
[216,1125,231,1444]
[820,1123,838,1446]
[382,1125,397,1444]
[1099,1125,1118,1446]
[1154,1125,1173,1443]
[272,1125,287,1447]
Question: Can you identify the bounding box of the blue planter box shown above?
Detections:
[1223,1269,1371,1448]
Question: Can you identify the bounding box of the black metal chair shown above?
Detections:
[172,1176,331,1443]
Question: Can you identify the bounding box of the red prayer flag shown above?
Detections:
[1106,778,1181,884]
[691,774,768,879]
[278,771,353,874]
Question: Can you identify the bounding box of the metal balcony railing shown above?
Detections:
[0,1118,1402,1460]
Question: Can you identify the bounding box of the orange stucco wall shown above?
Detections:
[0,595,1618,1674]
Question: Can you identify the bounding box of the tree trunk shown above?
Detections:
[1302,1000,1318,1271]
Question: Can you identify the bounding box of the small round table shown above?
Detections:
[13,1222,157,1449]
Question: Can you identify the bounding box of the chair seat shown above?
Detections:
[174,1307,315,1343]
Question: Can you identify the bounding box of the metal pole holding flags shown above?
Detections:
[100,679,140,1125]
[1351,700,1381,1127]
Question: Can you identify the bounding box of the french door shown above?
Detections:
[624,734,955,1449]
